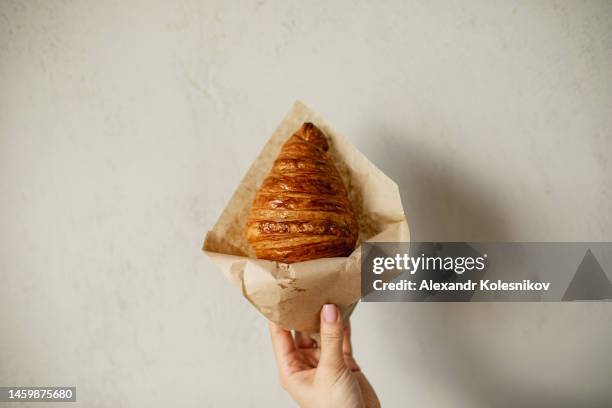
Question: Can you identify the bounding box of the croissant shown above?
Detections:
[245,123,358,263]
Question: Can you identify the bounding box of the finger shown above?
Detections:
[268,321,295,373]
[301,347,321,367]
[354,371,381,408]
[318,304,345,370]
[294,331,314,348]
[342,320,353,356]
[343,353,361,372]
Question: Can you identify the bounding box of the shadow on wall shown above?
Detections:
[357,128,600,407]
[359,129,508,242]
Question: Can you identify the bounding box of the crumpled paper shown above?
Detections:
[203,101,409,333]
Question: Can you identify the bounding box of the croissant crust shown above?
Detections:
[245,123,358,263]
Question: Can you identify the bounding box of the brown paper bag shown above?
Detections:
[203,101,409,333]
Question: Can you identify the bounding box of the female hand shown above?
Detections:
[268,304,381,408]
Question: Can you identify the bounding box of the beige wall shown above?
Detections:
[1,1,611,406]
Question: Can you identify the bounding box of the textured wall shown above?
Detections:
[1,1,611,407]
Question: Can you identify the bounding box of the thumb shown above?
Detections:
[319,304,345,371]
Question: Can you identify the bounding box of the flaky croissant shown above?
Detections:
[245,122,358,263]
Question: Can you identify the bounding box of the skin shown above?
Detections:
[268,304,381,408]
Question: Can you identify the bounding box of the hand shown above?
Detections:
[268,304,381,408]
